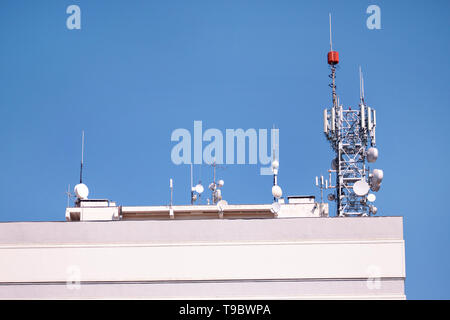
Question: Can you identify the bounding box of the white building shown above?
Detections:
[0,196,405,299]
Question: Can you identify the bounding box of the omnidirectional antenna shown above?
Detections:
[360,66,365,104]
[80,130,85,184]
[329,13,333,52]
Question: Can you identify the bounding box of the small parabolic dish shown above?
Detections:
[217,199,228,212]
[270,202,281,214]
[74,183,89,199]
[272,185,282,199]
[353,180,370,196]
[367,193,376,202]
[195,184,204,194]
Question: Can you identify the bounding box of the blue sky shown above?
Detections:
[0,0,449,299]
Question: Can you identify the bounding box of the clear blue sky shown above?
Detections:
[0,0,449,299]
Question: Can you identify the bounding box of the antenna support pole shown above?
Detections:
[80,130,84,184]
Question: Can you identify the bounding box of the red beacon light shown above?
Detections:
[327,14,339,65]
[328,51,339,65]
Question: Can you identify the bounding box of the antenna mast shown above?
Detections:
[208,160,225,205]
[320,15,382,217]
[80,130,84,184]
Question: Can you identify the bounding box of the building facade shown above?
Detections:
[0,199,405,299]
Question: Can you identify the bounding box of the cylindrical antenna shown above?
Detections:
[80,130,85,183]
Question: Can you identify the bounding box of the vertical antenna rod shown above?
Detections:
[190,164,194,205]
[80,130,85,183]
[360,66,365,104]
[170,178,173,206]
[329,13,333,52]
[272,125,277,202]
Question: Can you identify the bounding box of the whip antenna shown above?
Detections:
[80,130,85,183]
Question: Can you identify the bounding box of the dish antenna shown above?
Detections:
[353,180,370,196]
[195,184,204,194]
[270,202,281,215]
[367,193,376,202]
[217,199,228,212]
[74,183,89,199]
[272,185,282,199]
[217,199,228,219]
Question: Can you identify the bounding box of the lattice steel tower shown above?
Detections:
[318,15,383,217]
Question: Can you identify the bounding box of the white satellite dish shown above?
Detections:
[367,147,378,163]
[217,199,228,212]
[272,185,283,199]
[217,179,224,187]
[367,193,376,202]
[272,160,279,170]
[74,183,89,199]
[270,202,281,214]
[195,184,204,194]
[353,180,370,196]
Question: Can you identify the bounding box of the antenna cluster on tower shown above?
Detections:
[318,14,383,217]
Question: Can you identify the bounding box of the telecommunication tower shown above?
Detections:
[319,14,383,217]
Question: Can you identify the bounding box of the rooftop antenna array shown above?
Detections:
[319,14,383,217]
